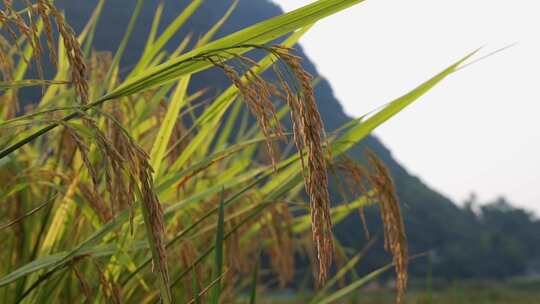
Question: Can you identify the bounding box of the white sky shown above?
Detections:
[273,0,540,214]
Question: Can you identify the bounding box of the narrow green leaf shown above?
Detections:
[131,0,204,76]
[187,272,227,304]
[332,50,479,157]
[198,0,238,46]
[106,0,366,99]
[104,0,145,86]
[318,263,393,304]
[149,75,191,177]
[215,99,242,150]
[0,80,69,91]
[310,247,372,303]
[210,189,226,304]
[142,2,164,58]
[192,268,201,304]
[81,0,106,57]
[249,256,259,304]
[293,195,373,233]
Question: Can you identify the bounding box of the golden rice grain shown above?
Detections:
[272,46,334,284]
[368,152,408,304]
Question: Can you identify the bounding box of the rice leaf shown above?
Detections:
[105,0,366,100]
[249,256,259,304]
[191,267,201,304]
[167,25,311,172]
[104,0,144,87]
[210,189,226,304]
[149,75,191,177]
[310,248,371,303]
[198,0,239,46]
[0,80,69,91]
[332,50,479,157]
[131,0,204,76]
[317,263,393,304]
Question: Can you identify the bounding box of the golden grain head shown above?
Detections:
[271,45,334,285]
[1,0,88,107]
[23,0,45,82]
[0,34,15,81]
[107,113,171,296]
[47,3,88,104]
[135,149,171,302]
[60,104,170,299]
[62,122,98,188]
[367,151,408,304]
[79,182,112,222]
[36,0,57,67]
[334,156,372,239]
[217,59,284,170]
[330,151,408,302]
[207,44,337,284]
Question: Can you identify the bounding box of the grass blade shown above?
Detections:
[332,50,479,157]
[210,189,226,304]
[0,80,69,91]
[131,0,204,76]
[191,267,201,304]
[310,238,377,303]
[198,0,239,46]
[104,0,145,87]
[149,75,190,177]
[318,264,393,304]
[249,256,259,304]
[106,0,366,99]
[187,272,227,304]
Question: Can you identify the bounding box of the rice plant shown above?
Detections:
[0,0,476,303]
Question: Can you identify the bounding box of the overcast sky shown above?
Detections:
[273,0,540,214]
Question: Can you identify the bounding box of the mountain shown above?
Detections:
[55,0,540,280]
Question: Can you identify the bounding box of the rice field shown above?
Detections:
[0,0,488,303]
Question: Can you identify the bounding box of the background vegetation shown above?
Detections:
[56,0,540,282]
[1,0,539,303]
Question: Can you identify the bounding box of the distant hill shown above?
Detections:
[56,0,540,280]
